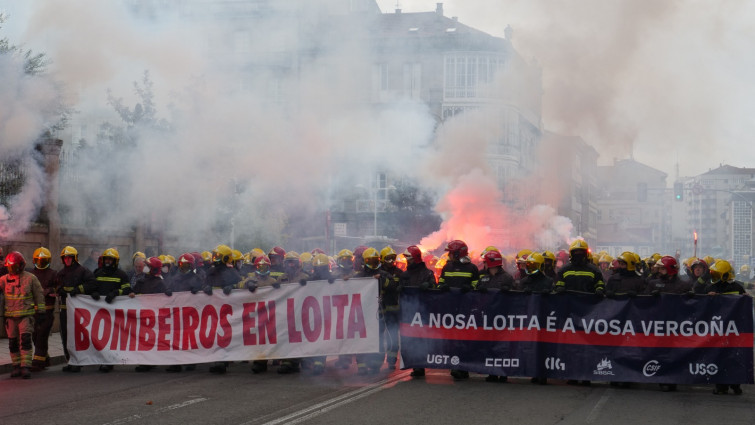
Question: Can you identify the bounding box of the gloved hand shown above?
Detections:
[248,283,257,293]
[460,284,472,293]
[105,292,117,304]
[222,286,232,295]
[595,287,605,297]
[554,286,566,294]
[651,289,660,297]
[439,284,450,292]
[91,291,101,301]
[477,286,488,294]
[165,290,173,296]
[327,278,335,284]
[203,286,213,296]
[272,282,281,289]
[420,281,432,291]
[627,290,637,298]
[299,279,307,286]
[190,288,199,295]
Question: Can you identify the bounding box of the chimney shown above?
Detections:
[436,3,443,16]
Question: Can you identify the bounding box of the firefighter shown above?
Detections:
[92,248,132,372]
[333,249,355,280]
[1,252,45,378]
[302,253,336,375]
[0,247,7,277]
[705,260,747,395]
[542,251,558,281]
[57,245,96,372]
[606,251,646,297]
[268,246,286,280]
[518,252,553,294]
[555,239,604,386]
[203,245,242,296]
[353,248,382,375]
[688,258,711,294]
[241,255,282,374]
[299,251,314,275]
[352,245,369,273]
[598,254,613,282]
[438,240,479,380]
[478,250,515,292]
[478,246,500,273]
[379,246,402,370]
[29,247,57,372]
[130,256,169,372]
[398,245,436,377]
[276,252,309,374]
[513,249,532,281]
[190,251,207,283]
[737,265,752,285]
[164,253,204,373]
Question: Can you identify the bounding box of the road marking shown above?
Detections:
[585,390,611,423]
[102,397,208,425]
[251,371,411,425]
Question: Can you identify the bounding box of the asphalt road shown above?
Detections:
[2,362,754,425]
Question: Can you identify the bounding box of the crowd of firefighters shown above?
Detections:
[0,239,750,395]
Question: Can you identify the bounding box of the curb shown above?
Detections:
[0,355,67,374]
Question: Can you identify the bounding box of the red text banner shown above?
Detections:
[67,278,379,365]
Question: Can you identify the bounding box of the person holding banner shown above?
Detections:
[243,255,284,374]
[57,246,96,373]
[131,256,170,372]
[1,252,46,379]
[30,247,58,372]
[554,239,604,386]
[355,248,384,375]
[516,252,552,294]
[399,245,436,378]
[163,253,205,373]
[606,252,646,298]
[277,252,310,375]
[92,248,133,372]
[333,250,358,370]
[688,258,711,294]
[438,240,479,380]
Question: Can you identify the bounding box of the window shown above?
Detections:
[403,63,421,98]
[444,53,505,98]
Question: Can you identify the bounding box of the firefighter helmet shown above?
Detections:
[102,248,120,268]
[542,251,556,263]
[598,254,613,264]
[178,253,194,273]
[60,246,79,262]
[709,260,734,283]
[659,256,679,276]
[702,256,715,267]
[33,247,52,270]
[269,246,286,258]
[353,245,369,271]
[254,255,271,275]
[146,256,162,275]
[5,251,26,275]
[299,251,313,264]
[284,251,301,268]
[516,249,532,262]
[483,250,503,268]
[525,252,544,275]
[201,251,212,263]
[132,251,146,262]
[312,253,330,268]
[569,240,589,254]
[445,240,469,259]
[213,244,233,265]
[617,251,639,271]
[403,246,423,265]
[481,245,500,258]
[380,246,397,264]
[741,265,750,274]
[337,249,353,269]
[231,249,243,263]
[362,248,381,270]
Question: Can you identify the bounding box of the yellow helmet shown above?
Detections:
[740,265,750,274]
[102,247,120,260]
[201,251,212,262]
[231,249,243,262]
[380,246,397,264]
[617,251,640,271]
[60,246,79,262]
[481,246,500,257]
[250,248,265,262]
[33,247,52,269]
[710,260,733,283]
[516,249,532,260]
[598,254,613,264]
[569,239,589,253]
[542,251,556,263]
[338,249,354,259]
[213,244,233,265]
[525,252,544,275]
[650,253,662,263]
[132,251,146,261]
[312,253,330,267]
[363,247,380,270]
[702,256,715,267]
[299,252,313,264]
[337,249,354,269]
[166,255,176,265]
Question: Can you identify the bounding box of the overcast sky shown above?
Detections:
[377,0,755,179]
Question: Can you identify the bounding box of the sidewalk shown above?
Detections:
[0,332,67,373]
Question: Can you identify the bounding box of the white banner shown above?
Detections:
[67,278,380,365]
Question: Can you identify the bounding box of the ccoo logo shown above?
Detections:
[545,357,565,371]
[643,360,661,377]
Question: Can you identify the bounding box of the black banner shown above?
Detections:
[399,288,754,384]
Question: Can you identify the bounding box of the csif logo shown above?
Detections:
[643,360,661,377]
[689,363,718,376]
[545,357,565,371]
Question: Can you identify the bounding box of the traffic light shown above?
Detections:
[674,182,683,201]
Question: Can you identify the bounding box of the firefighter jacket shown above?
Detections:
[605,270,646,294]
[133,274,167,294]
[439,260,480,289]
[644,275,692,294]
[93,267,132,297]
[56,263,96,309]
[689,275,711,294]
[555,262,605,293]
[478,268,516,291]
[517,272,553,293]
[0,271,45,318]
[205,264,242,289]
[169,270,203,293]
[30,267,58,311]
[270,264,285,281]
[704,280,746,295]
[380,266,401,312]
[399,262,436,288]
[240,273,279,289]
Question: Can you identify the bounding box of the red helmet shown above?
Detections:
[4,251,26,275]
[146,257,162,275]
[659,256,679,276]
[311,248,326,255]
[353,245,369,271]
[178,253,194,273]
[190,252,203,268]
[403,245,423,264]
[268,246,286,266]
[445,240,468,258]
[483,250,503,268]
[255,255,271,275]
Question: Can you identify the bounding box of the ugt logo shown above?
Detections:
[545,357,565,371]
